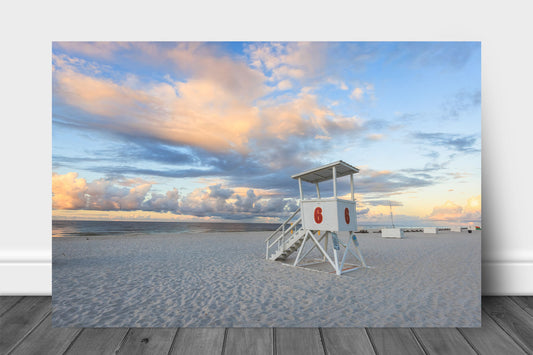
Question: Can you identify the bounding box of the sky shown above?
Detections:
[52,42,481,226]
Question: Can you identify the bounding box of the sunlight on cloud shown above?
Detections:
[53,49,365,156]
[52,172,88,209]
[427,195,481,223]
[51,42,481,223]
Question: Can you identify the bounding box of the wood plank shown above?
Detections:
[459,310,527,355]
[0,296,22,316]
[321,328,375,355]
[366,329,424,355]
[483,296,533,353]
[412,328,476,355]
[65,328,129,355]
[9,313,81,355]
[510,296,533,317]
[276,328,324,355]
[116,328,177,355]
[224,328,272,355]
[170,328,225,355]
[0,296,51,354]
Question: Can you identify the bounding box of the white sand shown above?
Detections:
[52,231,481,327]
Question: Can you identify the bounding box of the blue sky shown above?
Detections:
[52,42,481,225]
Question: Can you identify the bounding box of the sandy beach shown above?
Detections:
[52,230,481,327]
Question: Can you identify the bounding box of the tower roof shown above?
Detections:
[291,160,359,184]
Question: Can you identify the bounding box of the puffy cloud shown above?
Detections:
[258,91,364,141]
[462,195,481,221]
[427,200,463,221]
[52,172,88,209]
[276,79,292,90]
[247,42,329,81]
[53,57,261,153]
[165,43,268,103]
[427,195,481,223]
[351,87,364,100]
[52,173,180,213]
[52,43,376,183]
[180,184,297,219]
[52,171,298,220]
[53,48,365,158]
[142,189,180,212]
[350,83,374,101]
[327,78,348,90]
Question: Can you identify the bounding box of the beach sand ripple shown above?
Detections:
[52,231,481,327]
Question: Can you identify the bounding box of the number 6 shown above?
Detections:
[314,207,323,224]
[345,208,350,224]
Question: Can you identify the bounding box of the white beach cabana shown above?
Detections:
[264,161,367,275]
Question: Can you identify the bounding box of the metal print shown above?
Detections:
[52,42,481,327]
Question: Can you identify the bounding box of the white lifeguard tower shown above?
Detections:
[265,161,367,275]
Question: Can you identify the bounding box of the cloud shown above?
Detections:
[247,42,330,81]
[53,51,265,153]
[427,200,463,221]
[412,132,479,153]
[366,133,384,141]
[462,195,481,221]
[53,50,365,166]
[142,189,180,212]
[441,89,481,118]
[327,78,349,90]
[52,173,180,213]
[180,183,297,219]
[52,172,88,209]
[276,79,292,90]
[350,83,374,102]
[351,87,364,100]
[257,90,364,141]
[357,208,370,215]
[354,168,436,194]
[53,42,131,60]
[51,43,480,224]
[52,172,298,220]
[426,195,481,223]
[388,42,480,70]
[54,81,256,153]
[365,200,403,206]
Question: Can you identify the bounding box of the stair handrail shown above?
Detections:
[265,207,300,243]
[265,207,301,259]
[269,217,302,249]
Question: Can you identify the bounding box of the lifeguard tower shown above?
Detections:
[265,161,367,275]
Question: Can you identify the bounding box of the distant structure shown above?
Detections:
[265,161,367,275]
[389,200,395,228]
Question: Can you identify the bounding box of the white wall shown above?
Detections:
[1,0,532,295]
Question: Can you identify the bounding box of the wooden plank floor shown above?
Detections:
[1,297,532,355]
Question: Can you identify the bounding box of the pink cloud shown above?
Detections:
[427,196,481,223]
[53,52,364,154]
[52,173,179,213]
[52,172,88,209]
[52,172,297,220]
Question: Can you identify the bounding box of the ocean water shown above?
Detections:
[52,220,280,238]
[52,220,452,238]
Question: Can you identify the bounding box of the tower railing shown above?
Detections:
[264,207,301,259]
